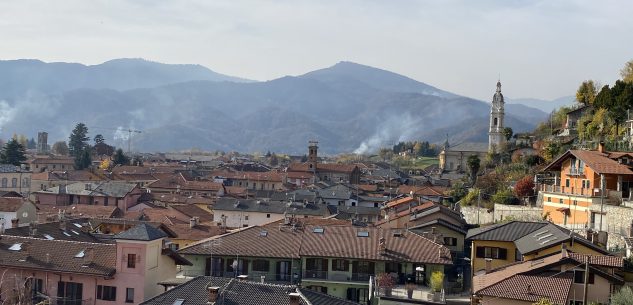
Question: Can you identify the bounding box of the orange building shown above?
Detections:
[540,146,633,231]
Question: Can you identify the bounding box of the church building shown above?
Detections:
[439,81,507,173]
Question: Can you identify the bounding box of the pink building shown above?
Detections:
[35,182,143,212]
[0,224,190,305]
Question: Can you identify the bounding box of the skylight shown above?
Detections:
[8,243,22,251]
[44,234,54,240]
[63,231,71,237]
[357,231,369,237]
[260,230,268,237]
[73,223,82,228]
[313,227,324,234]
[537,233,554,240]
[71,230,80,235]
[75,250,85,258]
[172,299,185,305]
[533,230,549,237]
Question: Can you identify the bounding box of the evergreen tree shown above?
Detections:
[75,147,92,170]
[113,148,130,166]
[0,138,27,166]
[69,123,90,158]
[94,134,105,145]
[27,137,36,149]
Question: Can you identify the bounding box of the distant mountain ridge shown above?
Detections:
[0,59,548,154]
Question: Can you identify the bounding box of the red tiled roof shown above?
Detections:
[28,156,75,164]
[148,173,223,192]
[287,163,358,174]
[385,196,416,209]
[545,150,633,175]
[171,204,214,222]
[0,197,26,212]
[396,185,448,197]
[211,170,284,182]
[567,252,623,267]
[37,204,121,221]
[478,274,573,305]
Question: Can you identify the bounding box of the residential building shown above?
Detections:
[147,173,225,198]
[472,250,623,305]
[212,197,328,228]
[438,142,488,173]
[178,219,452,304]
[286,141,361,184]
[0,224,191,305]
[466,221,608,275]
[210,170,285,191]
[0,164,32,196]
[0,197,37,228]
[35,181,143,211]
[26,156,75,172]
[539,146,633,231]
[30,170,104,194]
[141,276,359,305]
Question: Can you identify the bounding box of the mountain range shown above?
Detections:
[0,58,568,154]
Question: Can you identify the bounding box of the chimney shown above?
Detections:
[45,253,51,264]
[379,237,387,253]
[561,243,568,258]
[485,258,492,273]
[598,142,605,153]
[0,222,4,234]
[189,218,197,229]
[11,218,19,228]
[207,286,220,304]
[60,219,67,231]
[289,292,301,305]
[237,275,248,281]
[84,248,95,265]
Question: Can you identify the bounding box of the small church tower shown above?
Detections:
[308,140,318,172]
[488,81,505,152]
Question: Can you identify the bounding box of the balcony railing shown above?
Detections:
[302,271,374,282]
[179,269,295,283]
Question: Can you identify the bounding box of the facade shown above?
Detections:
[0,197,37,228]
[26,156,75,172]
[488,81,505,152]
[0,224,191,305]
[179,220,452,304]
[0,164,32,197]
[147,173,225,198]
[438,143,488,173]
[539,147,633,232]
[212,198,328,228]
[35,181,143,211]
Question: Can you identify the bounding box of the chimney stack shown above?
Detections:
[11,218,19,228]
[189,218,197,229]
[289,292,301,305]
[60,218,67,231]
[84,248,95,265]
[0,221,5,234]
[379,237,386,253]
[561,243,568,258]
[237,275,248,281]
[485,258,492,273]
[207,286,220,304]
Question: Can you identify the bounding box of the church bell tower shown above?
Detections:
[488,81,505,152]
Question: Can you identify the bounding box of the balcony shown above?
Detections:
[178,269,295,283]
[302,270,374,283]
[539,184,623,205]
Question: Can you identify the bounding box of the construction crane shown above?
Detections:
[90,126,142,153]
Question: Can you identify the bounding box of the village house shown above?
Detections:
[30,170,104,194]
[472,250,623,305]
[210,170,285,191]
[178,219,452,304]
[0,197,37,228]
[35,181,144,211]
[146,173,225,198]
[212,198,328,228]
[0,164,32,196]
[466,221,609,275]
[0,224,191,305]
[539,145,633,233]
[25,155,75,172]
[141,275,359,305]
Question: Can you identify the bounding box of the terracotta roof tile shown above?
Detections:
[478,274,573,305]
[171,204,214,222]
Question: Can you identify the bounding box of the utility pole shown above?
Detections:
[582,259,589,305]
[477,190,481,225]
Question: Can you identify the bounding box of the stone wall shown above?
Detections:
[493,204,543,222]
[589,203,633,250]
[460,206,493,225]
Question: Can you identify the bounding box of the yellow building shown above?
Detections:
[467,221,608,275]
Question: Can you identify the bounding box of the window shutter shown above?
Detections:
[499,248,508,260]
[476,247,485,258]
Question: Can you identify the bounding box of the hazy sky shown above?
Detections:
[1,0,631,101]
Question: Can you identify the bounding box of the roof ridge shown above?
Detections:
[0,235,113,246]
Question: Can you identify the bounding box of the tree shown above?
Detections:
[270,153,279,166]
[379,147,393,161]
[412,142,423,156]
[112,148,130,166]
[514,175,535,198]
[611,286,633,305]
[491,188,515,205]
[27,137,36,149]
[94,134,105,145]
[467,155,481,184]
[576,80,598,106]
[99,159,111,170]
[52,141,69,156]
[75,147,92,170]
[0,138,27,166]
[69,123,90,158]
[502,127,513,141]
[622,59,633,84]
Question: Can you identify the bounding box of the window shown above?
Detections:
[565,179,570,187]
[332,259,349,271]
[573,270,594,284]
[443,237,457,246]
[266,214,270,218]
[475,247,507,260]
[1,178,7,188]
[97,285,117,301]
[11,177,18,187]
[252,260,270,272]
[493,117,498,126]
[127,254,136,268]
[125,288,134,303]
[547,197,551,202]
[559,199,564,204]
[244,215,249,221]
[27,278,44,303]
[57,281,83,305]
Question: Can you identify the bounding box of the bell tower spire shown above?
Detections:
[488,80,505,152]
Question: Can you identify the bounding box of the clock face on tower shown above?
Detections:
[22,212,28,218]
